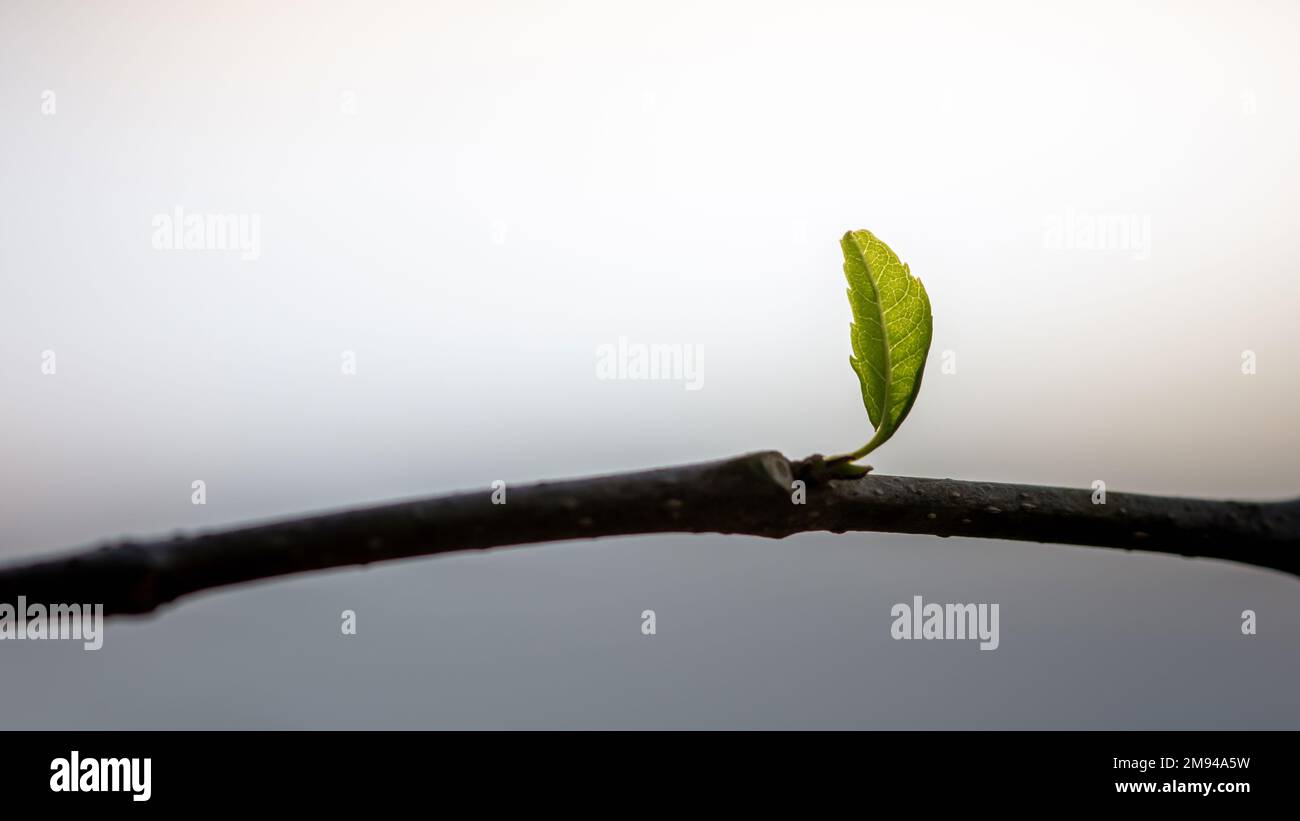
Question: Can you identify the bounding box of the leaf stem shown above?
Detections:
[826,424,891,466]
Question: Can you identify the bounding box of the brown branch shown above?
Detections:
[1,451,1297,618]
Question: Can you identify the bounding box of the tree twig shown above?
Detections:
[1,451,1297,618]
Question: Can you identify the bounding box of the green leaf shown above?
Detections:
[831,229,933,465]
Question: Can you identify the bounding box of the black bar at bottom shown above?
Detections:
[0,731,1284,808]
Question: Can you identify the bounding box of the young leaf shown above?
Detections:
[829,229,933,469]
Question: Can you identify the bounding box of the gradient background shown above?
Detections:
[2,0,1298,728]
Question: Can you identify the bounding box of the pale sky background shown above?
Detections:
[1,0,1298,728]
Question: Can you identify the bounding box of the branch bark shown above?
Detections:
[2,451,1297,618]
